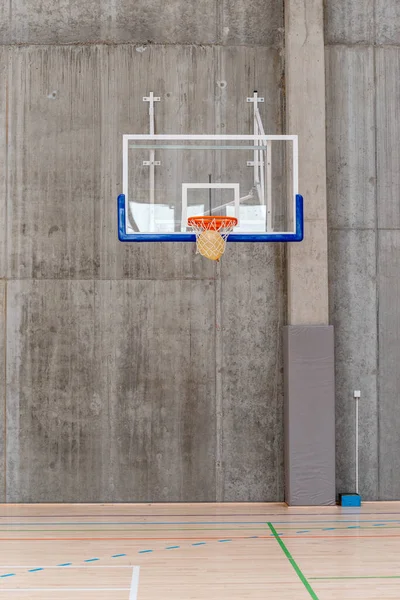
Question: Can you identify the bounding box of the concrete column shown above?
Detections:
[284,0,335,505]
[285,0,329,325]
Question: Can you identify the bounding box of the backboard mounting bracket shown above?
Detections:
[142,92,161,228]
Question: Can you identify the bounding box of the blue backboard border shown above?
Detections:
[117,193,304,243]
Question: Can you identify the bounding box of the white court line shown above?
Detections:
[0,588,130,592]
[0,566,140,597]
[130,566,140,600]
[0,565,134,569]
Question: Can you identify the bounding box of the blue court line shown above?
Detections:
[84,558,99,562]
[0,534,258,580]
[296,531,310,534]
[347,526,360,529]
[374,524,386,527]
[322,528,336,531]
[1,525,376,585]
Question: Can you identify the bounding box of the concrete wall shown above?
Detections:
[2,0,400,503]
[326,0,400,499]
[0,3,287,501]
[0,0,283,46]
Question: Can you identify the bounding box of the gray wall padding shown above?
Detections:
[283,325,336,505]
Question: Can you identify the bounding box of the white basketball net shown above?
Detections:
[188,217,237,261]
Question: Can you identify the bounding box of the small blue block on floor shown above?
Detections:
[339,493,361,507]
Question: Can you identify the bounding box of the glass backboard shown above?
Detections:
[118,135,303,242]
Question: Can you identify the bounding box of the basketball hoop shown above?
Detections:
[187,216,238,261]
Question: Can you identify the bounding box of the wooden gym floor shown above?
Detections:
[0,503,399,599]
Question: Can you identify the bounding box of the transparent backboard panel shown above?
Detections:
[123,136,297,236]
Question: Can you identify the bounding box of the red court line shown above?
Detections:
[0,536,271,541]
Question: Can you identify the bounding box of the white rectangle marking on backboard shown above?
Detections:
[182,183,240,231]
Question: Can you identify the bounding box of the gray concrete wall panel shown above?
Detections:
[326,47,376,230]
[220,244,285,501]
[324,0,375,45]
[329,229,378,499]
[212,46,283,135]
[377,231,400,499]
[0,0,283,46]
[219,0,283,47]
[0,0,217,46]
[376,48,400,229]
[376,1,400,45]
[7,47,102,280]
[6,280,104,502]
[93,280,217,502]
[6,279,217,502]
[325,0,400,46]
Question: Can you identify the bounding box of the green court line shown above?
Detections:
[268,522,319,600]
[309,575,400,580]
